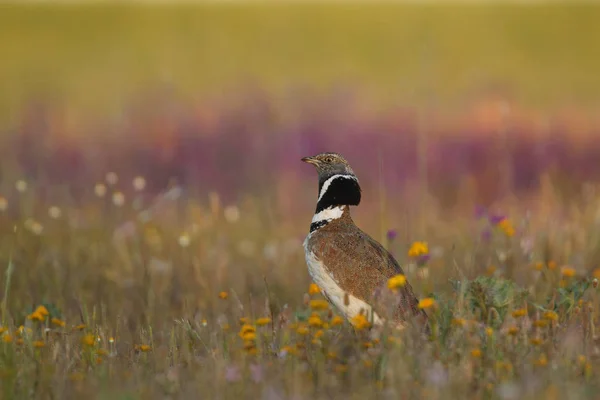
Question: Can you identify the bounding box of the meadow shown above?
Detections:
[1,2,600,399]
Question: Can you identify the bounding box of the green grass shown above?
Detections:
[0,3,600,125]
[1,3,600,398]
[0,175,600,398]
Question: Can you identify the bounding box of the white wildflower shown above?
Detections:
[48,206,62,219]
[133,176,146,192]
[94,183,107,197]
[15,180,27,193]
[112,191,125,207]
[224,205,240,223]
[105,172,119,185]
[178,232,191,248]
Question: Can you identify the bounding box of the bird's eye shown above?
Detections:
[324,156,334,163]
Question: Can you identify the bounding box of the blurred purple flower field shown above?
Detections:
[2,88,599,211]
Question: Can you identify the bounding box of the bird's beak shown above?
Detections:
[301,156,319,166]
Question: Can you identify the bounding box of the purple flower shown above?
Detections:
[488,214,506,225]
[386,229,398,241]
[417,254,431,265]
[250,363,264,383]
[225,366,241,382]
[474,205,487,219]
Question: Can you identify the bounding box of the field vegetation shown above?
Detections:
[1,2,600,399]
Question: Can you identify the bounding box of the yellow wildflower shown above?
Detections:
[308,283,320,295]
[593,268,600,279]
[543,311,558,321]
[547,261,557,270]
[296,325,309,336]
[335,364,348,373]
[534,354,548,367]
[73,324,86,331]
[561,267,576,278]
[387,274,407,290]
[51,318,66,327]
[512,308,527,318]
[28,311,45,322]
[507,326,519,336]
[362,341,373,349]
[485,327,494,337]
[33,340,45,348]
[497,219,515,237]
[471,348,482,358]
[388,336,401,345]
[241,332,256,341]
[363,360,373,368]
[452,318,466,327]
[136,344,151,352]
[28,305,49,322]
[308,313,323,328]
[313,330,324,339]
[417,298,436,309]
[326,351,337,360]
[218,291,228,300]
[239,317,250,325]
[530,337,543,346]
[36,305,49,316]
[281,345,297,356]
[97,348,108,356]
[82,334,95,346]
[17,326,32,336]
[496,361,513,373]
[255,317,271,326]
[408,241,428,258]
[309,299,329,311]
[239,324,256,340]
[331,316,344,327]
[533,320,548,328]
[350,314,371,330]
[533,262,544,271]
[2,333,12,343]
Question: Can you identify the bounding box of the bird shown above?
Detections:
[301,152,428,331]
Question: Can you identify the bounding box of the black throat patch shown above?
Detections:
[315,175,361,214]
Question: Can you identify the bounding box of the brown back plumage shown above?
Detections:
[305,208,427,324]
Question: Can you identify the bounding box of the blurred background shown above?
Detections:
[1,0,600,319]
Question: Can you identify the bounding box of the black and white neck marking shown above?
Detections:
[309,174,361,233]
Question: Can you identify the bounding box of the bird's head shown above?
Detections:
[302,152,361,211]
[301,152,355,179]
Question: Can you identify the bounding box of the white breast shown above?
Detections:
[302,236,383,326]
